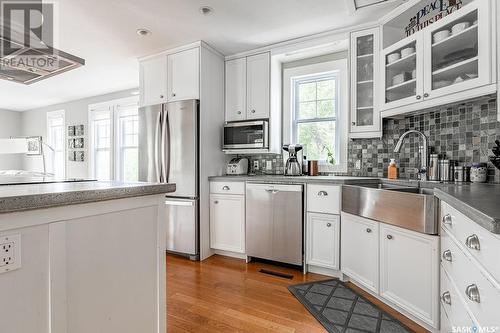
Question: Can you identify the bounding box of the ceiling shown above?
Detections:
[1,0,402,112]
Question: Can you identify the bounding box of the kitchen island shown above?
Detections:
[0,181,174,333]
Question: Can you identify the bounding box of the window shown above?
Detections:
[46,110,65,178]
[293,74,338,161]
[89,97,139,181]
[283,59,348,172]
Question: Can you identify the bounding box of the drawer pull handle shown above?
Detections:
[441,291,451,305]
[386,235,393,240]
[442,250,452,262]
[465,284,480,303]
[214,201,219,204]
[366,228,372,233]
[442,214,453,225]
[265,189,279,194]
[465,234,480,250]
[326,223,332,227]
[317,191,328,197]
[222,186,230,191]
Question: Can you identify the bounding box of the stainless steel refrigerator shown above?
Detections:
[138,99,199,260]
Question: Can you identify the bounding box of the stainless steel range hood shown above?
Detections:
[0,20,85,84]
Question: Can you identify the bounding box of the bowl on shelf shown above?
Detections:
[433,30,450,43]
[401,47,415,57]
[387,52,401,64]
[392,72,412,86]
[434,80,452,89]
[451,22,471,35]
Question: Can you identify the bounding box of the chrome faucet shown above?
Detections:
[393,130,428,180]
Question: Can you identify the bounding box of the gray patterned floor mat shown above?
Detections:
[288,279,414,333]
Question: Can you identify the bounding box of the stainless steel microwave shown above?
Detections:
[223,120,269,151]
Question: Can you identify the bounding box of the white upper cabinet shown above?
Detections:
[224,52,270,122]
[423,0,490,100]
[350,28,381,138]
[246,53,270,119]
[380,0,495,115]
[139,56,168,107]
[167,47,200,102]
[225,58,247,122]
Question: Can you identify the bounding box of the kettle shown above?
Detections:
[283,144,303,176]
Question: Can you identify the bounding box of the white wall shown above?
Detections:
[0,109,23,169]
[21,88,138,179]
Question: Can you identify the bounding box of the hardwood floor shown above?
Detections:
[166,254,429,333]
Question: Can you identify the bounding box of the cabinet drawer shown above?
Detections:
[307,184,340,214]
[440,201,500,284]
[440,265,476,328]
[210,181,245,195]
[441,227,500,326]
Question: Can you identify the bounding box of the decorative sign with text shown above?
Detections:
[405,0,464,37]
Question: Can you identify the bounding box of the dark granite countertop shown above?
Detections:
[0,181,176,213]
[208,175,380,185]
[434,185,500,234]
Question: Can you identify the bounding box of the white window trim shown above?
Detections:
[283,59,348,172]
[46,110,66,178]
[88,96,139,180]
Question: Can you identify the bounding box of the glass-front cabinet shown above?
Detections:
[424,0,490,99]
[380,0,493,112]
[350,28,381,138]
[381,33,424,110]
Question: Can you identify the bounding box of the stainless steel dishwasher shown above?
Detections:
[246,183,303,266]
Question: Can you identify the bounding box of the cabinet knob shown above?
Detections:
[172,93,176,97]
[326,223,332,227]
[251,109,256,113]
[214,201,219,204]
[465,234,480,250]
[352,122,356,126]
[424,93,429,98]
[386,234,393,240]
[237,111,242,115]
[442,250,452,262]
[416,95,422,100]
[222,186,230,191]
[160,95,164,99]
[366,228,372,233]
[465,284,480,303]
[442,214,452,225]
[441,291,451,305]
[317,191,328,197]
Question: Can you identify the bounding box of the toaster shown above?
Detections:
[226,158,249,175]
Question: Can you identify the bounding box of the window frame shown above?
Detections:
[114,102,139,182]
[283,59,349,173]
[88,96,139,181]
[292,72,340,163]
[46,110,66,178]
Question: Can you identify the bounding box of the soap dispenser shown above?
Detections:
[388,159,398,180]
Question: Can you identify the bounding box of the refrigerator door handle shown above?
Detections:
[165,200,194,206]
[161,109,170,182]
[154,111,161,182]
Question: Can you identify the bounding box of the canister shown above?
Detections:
[428,154,439,181]
[470,163,487,183]
[454,166,465,183]
[439,160,450,182]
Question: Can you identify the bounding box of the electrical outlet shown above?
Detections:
[253,160,259,170]
[0,234,21,273]
[355,160,361,170]
[266,161,272,171]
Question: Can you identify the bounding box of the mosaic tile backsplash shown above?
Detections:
[347,95,499,182]
[239,94,500,183]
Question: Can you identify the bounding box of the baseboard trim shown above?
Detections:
[213,249,247,260]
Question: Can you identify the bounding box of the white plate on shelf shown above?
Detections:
[401,47,415,57]
[451,22,470,35]
[433,30,450,43]
[387,52,401,64]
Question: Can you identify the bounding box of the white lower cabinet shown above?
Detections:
[210,193,245,254]
[341,212,379,293]
[306,213,339,270]
[379,223,439,327]
[341,212,439,329]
